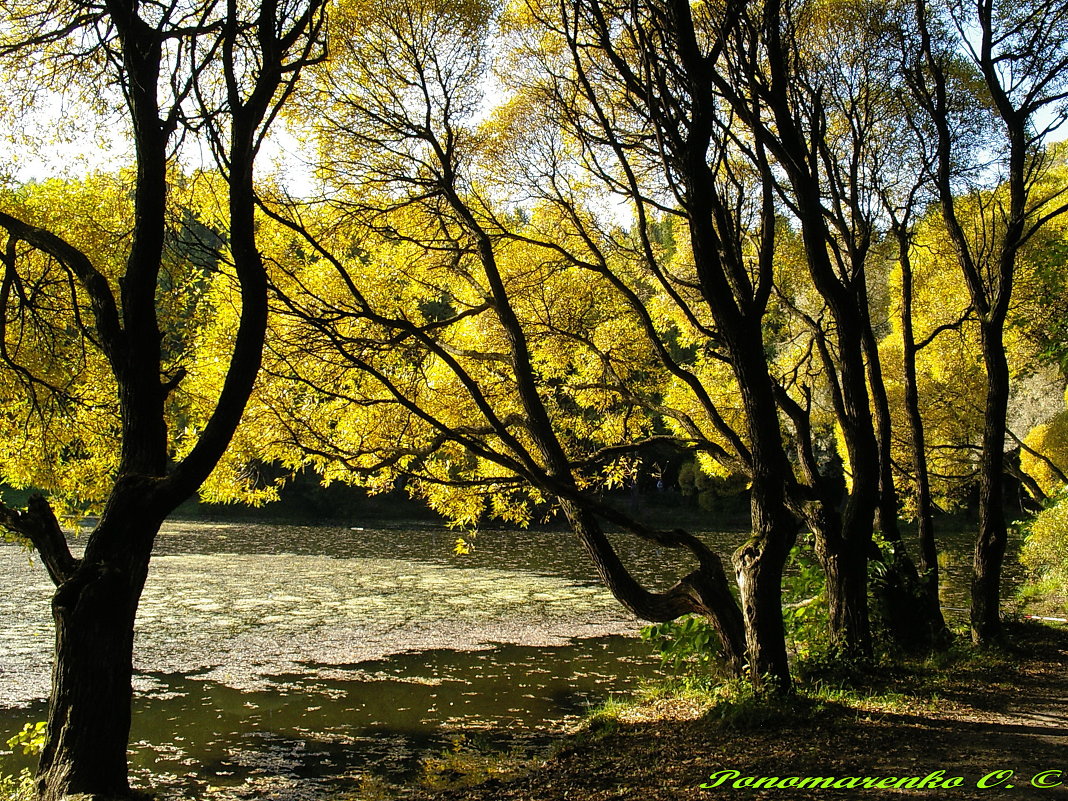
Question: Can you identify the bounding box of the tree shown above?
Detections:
[497,0,803,687]
[0,0,325,797]
[909,0,1068,642]
[874,99,954,643]
[685,0,956,655]
[242,0,750,674]
[265,0,950,685]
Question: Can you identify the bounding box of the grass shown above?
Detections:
[579,622,1033,743]
[1017,576,1068,618]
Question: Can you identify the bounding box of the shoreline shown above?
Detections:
[409,621,1068,801]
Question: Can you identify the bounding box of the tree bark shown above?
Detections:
[972,325,1010,642]
[819,534,872,658]
[37,550,153,800]
[898,235,938,580]
[734,514,794,690]
[728,326,798,691]
[0,486,166,801]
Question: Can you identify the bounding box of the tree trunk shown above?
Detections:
[36,545,154,800]
[730,334,798,692]
[858,299,902,545]
[873,539,950,650]
[820,536,871,658]
[733,520,793,691]
[972,325,1010,643]
[860,287,946,648]
[898,230,949,647]
[641,0,798,693]
[566,503,748,676]
[864,310,948,648]
[899,245,938,581]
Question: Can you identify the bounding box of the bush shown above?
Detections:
[421,734,527,791]
[639,538,831,682]
[640,614,726,676]
[782,536,828,661]
[1019,490,1068,615]
[640,538,831,663]
[1,722,44,801]
[0,771,34,801]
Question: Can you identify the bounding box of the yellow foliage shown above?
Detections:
[1020,490,1068,607]
[1022,412,1068,497]
[0,172,214,514]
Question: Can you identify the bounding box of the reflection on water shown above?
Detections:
[1,522,708,705]
[132,551,636,690]
[121,637,660,800]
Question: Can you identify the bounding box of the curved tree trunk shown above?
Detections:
[565,503,747,676]
[910,0,1048,647]
[561,0,799,693]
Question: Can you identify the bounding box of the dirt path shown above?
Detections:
[414,623,1068,801]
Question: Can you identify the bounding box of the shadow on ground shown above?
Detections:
[407,623,1068,801]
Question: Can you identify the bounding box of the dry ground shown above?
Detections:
[413,623,1068,801]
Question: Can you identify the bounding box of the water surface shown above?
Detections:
[0,519,1012,799]
[0,521,717,798]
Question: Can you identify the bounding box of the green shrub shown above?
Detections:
[0,771,34,801]
[640,538,831,676]
[1,722,44,801]
[421,734,527,791]
[6,724,44,757]
[782,537,829,661]
[1019,490,1068,614]
[640,614,726,675]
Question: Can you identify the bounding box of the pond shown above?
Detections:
[0,521,725,799]
[0,518,1012,799]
